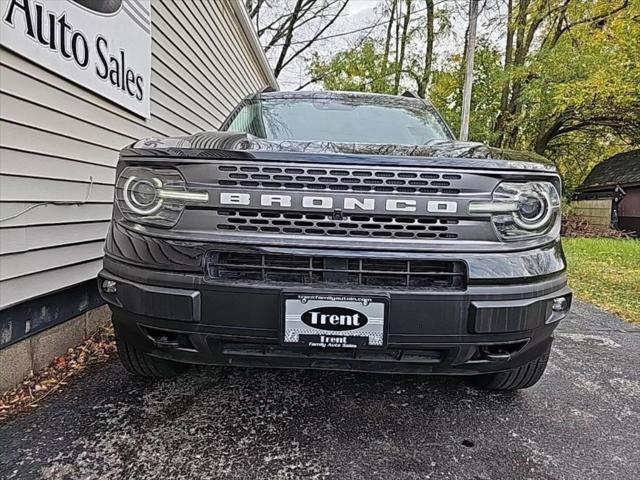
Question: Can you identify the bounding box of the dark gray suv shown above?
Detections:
[99,90,572,391]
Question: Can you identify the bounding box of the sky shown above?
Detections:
[263,0,507,91]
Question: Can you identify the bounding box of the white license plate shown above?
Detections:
[282,293,388,349]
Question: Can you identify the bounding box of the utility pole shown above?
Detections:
[460,0,479,141]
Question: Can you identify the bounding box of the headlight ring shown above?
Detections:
[122,176,163,215]
[513,190,552,230]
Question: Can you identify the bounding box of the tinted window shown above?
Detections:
[225,97,452,145]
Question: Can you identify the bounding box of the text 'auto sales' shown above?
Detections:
[3,0,145,101]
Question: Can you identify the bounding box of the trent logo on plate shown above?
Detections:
[301,307,369,331]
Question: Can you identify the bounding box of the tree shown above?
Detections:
[393,0,413,94]
[245,0,350,78]
[401,0,437,97]
[416,0,435,98]
[430,41,504,145]
[430,1,638,190]
[310,0,446,96]
[527,1,640,155]
[491,0,633,150]
[380,0,399,86]
[309,40,395,93]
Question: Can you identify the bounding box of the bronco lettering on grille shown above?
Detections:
[219,192,458,214]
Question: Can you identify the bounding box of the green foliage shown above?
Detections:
[429,41,504,144]
[310,38,505,145]
[563,238,640,324]
[309,40,395,94]
[517,0,640,190]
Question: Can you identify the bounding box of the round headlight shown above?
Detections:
[123,176,163,215]
[513,190,552,230]
[518,194,544,220]
[130,179,158,207]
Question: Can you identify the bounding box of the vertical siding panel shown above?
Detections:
[151,7,239,109]
[201,1,264,94]
[0,0,274,309]
[213,1,271,90]
[179,1,255,94]
[157,0,250,99]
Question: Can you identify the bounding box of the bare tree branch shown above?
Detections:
[273,0,306,76]
[279,0,350,73]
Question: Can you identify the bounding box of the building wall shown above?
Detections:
[618,187,640,236]
[0,0,275,310]
[571,199,612,227]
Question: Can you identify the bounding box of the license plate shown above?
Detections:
[282,293,388,349]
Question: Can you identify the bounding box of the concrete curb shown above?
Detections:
[0,306,111,393]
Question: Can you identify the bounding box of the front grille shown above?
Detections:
[207,251,467,290]
[215,164,463,194]
[215,209,460,239]
[181,160,502,244]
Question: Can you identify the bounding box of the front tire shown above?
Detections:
[470,347,550,391]
[116,337,188,378]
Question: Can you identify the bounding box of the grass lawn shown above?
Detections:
[563,238,640,325]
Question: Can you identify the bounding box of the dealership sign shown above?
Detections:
[1,0,151,117]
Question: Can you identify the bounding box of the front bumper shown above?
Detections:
[99,252,572,375]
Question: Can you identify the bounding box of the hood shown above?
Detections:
[125,131,555,172]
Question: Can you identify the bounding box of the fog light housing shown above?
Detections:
[102,280,117,294]
[552,296,569,312]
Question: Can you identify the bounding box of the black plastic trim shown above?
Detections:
[0,280,104,349]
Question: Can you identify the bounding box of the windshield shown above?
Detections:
[223,97,452,145]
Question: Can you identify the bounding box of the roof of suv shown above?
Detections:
[253,90,430,106]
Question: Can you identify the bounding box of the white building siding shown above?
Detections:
[0,0,275,309]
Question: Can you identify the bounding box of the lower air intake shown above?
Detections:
[207,251,466,290]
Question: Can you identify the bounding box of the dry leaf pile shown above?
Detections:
[0,324,116,422]
[562,213,632,239]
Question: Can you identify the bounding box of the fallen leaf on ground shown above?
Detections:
[0,323,116,423]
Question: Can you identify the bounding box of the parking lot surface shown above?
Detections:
[1,300,639,480]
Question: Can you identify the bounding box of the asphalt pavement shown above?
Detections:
[1,300,638,480]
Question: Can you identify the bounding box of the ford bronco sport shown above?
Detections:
[99,90,572,391]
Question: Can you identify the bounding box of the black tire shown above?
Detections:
[116,337,188,378]
[470,347,550,391]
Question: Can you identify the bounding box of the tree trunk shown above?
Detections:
[503,0,531,148]
[381,0,398,85]
[394,0,412,95]
[393,0,401,92]
[417,0,434,98]
[493,0,514,146]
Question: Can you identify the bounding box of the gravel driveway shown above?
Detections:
[1,300,638,480]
